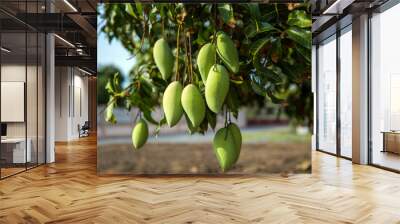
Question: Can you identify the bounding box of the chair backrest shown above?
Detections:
[82,121,90,129]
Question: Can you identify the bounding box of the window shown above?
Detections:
[339,26,352,158]
[317,35,337,154]
[0,1,46,179]
[370,3,400,171]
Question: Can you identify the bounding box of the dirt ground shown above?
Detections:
[98,142,311,175]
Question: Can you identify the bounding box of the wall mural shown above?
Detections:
[97,3,312,174]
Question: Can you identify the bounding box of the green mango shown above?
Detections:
[227,123,242,163]
[153,38,174,80]
[205,64,230,113]
[217,31,239,74]
[163,81,184,127]
[181,84,206,128]
[213,127,237,172]
[197,43,216,83]
[132,119,149,149]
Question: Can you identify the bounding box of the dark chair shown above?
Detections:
[78,121,90,138]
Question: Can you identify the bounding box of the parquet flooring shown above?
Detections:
[1,167,26,178]
[1,135,400,223]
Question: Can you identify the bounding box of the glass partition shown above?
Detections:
[38,32,45,165]
[27,31,38,169]
[370,4,400,171]
[317,35,337,154]
[339,26,352,158]
[1,30,28,177]
[0,0,46,179]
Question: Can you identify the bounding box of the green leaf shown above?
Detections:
[226,87,240,117]
[113,72,121,90]
[135,3,143,18]
[281,61,308,83]
[249,73,270,96]
[157,4,165,18]
[287,10,311,28]
[266,89,286,104]
[125,4,136,18]
[249,37,271,56]
[286,27,311,49]
[271,37,282,60]
[105,100,116,124]
[249,37,285,84]
[244,22,257,39]
[295,45,311,64]
[105,80,114,94]
[140,77,154,97]
[249,76,286,104]
[245,20,275,39]
[268,64,286,82]
[253,57,283,84]
[283,47,295,65]
[142,108,158,125]
[256,21,275,33]
[218,4,235,25]
[167,6,174,21]
[250,82,266,96]
[246,4,261,20]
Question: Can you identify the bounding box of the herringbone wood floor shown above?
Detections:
[1,135,400,224]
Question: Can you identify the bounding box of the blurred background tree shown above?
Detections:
[97,65,124,105]
[99,3,312,131]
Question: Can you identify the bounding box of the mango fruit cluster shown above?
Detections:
[132,32,241,171]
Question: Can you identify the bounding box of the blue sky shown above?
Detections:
[97,5,133,85]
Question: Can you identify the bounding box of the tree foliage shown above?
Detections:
[97,65,124,105]
[100,3,312,131]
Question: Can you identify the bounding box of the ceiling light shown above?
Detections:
[54,34,75,48]
[78,67,92,76]
[63,0,78,12]
[1,47,11,53]
[76,48,86,55]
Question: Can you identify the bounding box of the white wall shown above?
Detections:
[1,82,25,122]
[1,65,26,142]
[1,63,46,164]
[1,65,36,138]
[1,65,26,135]
[54,66,89,141]
[55,66,68,141]
[72,73,89,138]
